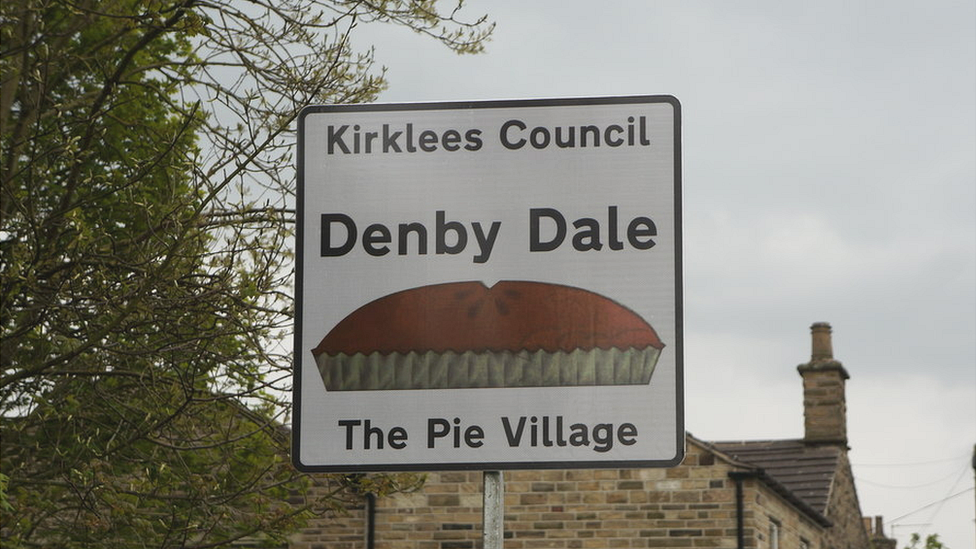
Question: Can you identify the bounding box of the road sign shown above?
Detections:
[294,96,683,472]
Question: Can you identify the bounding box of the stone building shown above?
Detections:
[291,323,896,549]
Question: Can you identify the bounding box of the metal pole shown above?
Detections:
[483,471,504,549]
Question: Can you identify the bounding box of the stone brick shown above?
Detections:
[673,491,702,503]
[440,542,473,549]
[655,479,682,491]
[625,492,646,505]
[576,480,600,491]
[581,492,605,504]
[524,540,566,549]
[565,470,595,481]
[428,494,460,507]
[702,489,733,503]
[666,467,690,478]
[691,538,724,547]
[648,539,692,547]
[606,492,629,504]
[520,493,548,505]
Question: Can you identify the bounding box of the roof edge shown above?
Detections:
[687,432,762,469]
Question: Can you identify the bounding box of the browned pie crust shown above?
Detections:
[313,280,663,356]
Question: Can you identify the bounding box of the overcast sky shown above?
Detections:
[347,1,976,546]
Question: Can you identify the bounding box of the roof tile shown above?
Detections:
[710,439,840,514]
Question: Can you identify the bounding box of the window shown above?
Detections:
[769,519,781,549]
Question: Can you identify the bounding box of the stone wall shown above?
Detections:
[291,441,772,549]
[746,476,822,549]
[287,438,883,549]
[821,453,871,549]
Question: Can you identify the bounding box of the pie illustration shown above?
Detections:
[312,281,664,391]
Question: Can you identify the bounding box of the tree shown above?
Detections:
[0,1,491,547]
[905,533,948,549]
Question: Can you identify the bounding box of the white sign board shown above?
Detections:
[294,96,683,472]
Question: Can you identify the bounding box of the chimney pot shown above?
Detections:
[811,322,833,361]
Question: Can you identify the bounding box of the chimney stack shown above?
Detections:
[864,516,897,549]
[797,322,850,447]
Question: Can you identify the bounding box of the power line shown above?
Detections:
[923,463,972,534]
[852,452,970,468]
[886,487,976,525]
[856,464,973,489]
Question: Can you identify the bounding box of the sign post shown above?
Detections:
[483,471,503,549]
[294,96,683,473]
